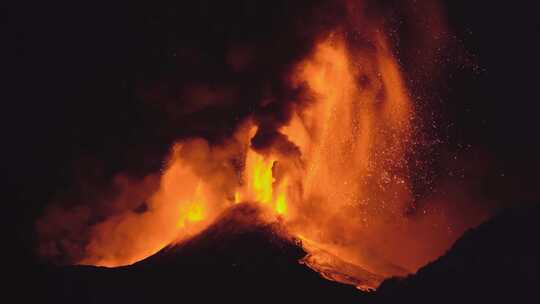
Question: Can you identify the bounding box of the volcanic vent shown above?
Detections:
[36,0,489,292]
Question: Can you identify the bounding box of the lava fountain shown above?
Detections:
[37,1,487,291]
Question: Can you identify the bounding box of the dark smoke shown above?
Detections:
[34,0,349,264]
[32,0,488,265]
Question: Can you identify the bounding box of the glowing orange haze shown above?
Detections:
[49,31,478,290]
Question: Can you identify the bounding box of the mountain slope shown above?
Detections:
[376,204,540,303]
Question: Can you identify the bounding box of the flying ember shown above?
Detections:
[36,0,486,291]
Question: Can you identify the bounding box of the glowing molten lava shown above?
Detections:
[74,33,413,285]
[236,144,291,216]
[37,18,481,291]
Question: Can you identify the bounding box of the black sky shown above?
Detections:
[4,0,540,269]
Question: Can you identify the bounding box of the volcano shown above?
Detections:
[35,14,474,283]
[141,203,388,291]
[36,204,368,303]
[7,0,540,303]
[29,203,539,303]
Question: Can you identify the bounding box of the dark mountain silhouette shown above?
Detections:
[24,203,539,303]
[377,203,540,303]
[31,204,366,303]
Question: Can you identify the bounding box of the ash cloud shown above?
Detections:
[36,0,347,264]
[35,0,479,266]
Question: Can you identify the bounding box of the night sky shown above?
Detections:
[4,0,540,289]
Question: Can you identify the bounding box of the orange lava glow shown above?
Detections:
[73,33,416,284]
[281,33,415,282]
[37,8,486,290]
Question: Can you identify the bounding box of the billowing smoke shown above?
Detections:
[36,0,492,289]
